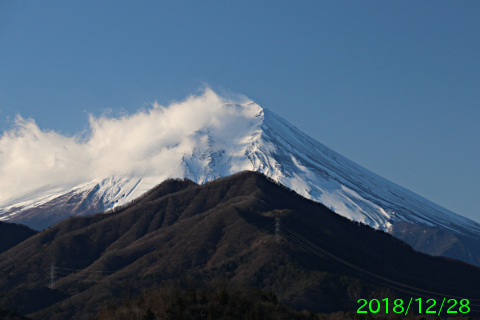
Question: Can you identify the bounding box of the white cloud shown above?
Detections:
[0,88,257,202]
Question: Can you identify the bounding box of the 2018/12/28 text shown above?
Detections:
[357,298,470,315]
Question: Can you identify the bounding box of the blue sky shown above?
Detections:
[1,1,479,222]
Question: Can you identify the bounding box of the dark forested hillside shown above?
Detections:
[0,172,479,319]
[96,279,314,320]
[0,307,31,320]
[96,280,477,320]
[0,222,37,255]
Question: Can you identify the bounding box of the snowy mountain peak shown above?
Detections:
[1,90,480,265]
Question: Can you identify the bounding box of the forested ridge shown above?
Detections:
[0,172,479,319]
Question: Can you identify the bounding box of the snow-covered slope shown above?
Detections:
[259,109,480,236]
[1,93,480,265]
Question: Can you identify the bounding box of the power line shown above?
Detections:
[11,217,480,312]
[279,222,480,308]
[275,217,281,243]
[50,262,55,289]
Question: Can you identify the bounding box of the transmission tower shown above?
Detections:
[50,262,55,289]
[275,217,281,243]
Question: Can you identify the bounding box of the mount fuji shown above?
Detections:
[1,89,479,266]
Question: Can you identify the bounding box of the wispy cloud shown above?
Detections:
[0,88,256,201]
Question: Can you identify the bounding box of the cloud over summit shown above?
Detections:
[0,89,258,202]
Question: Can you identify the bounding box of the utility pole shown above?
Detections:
[50,262,55,289]
[275,217,281,243]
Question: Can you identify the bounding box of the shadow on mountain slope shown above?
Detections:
[0,222,37,255]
